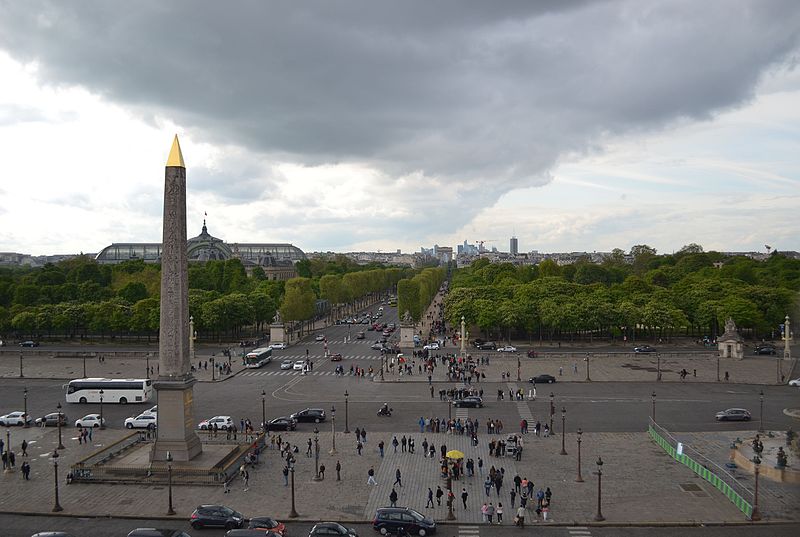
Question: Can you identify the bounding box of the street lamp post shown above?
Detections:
[576,428,584,483]
[751,455,762,521]
[312,428,321,481]
[585,353,591,381]
[560,406,568,455]
[166,450,175,515]
[656,353,662,382]
[717,352,720,382]
[288,456,298,518]
[517,355,521,382]
[4,429,10,474]
[594,457,605,521]
[52,450,63,512]
[210,357,215,381]
[549,392,555,431]
[146,352,151,378]
[651,391,656,422]
[344,391,350,433]
[448,399,452,422]
[758,390,764,433]
[83,354,87,378]
[261,390,266,432]
[380,353,385,381]
[19,351,24,378]
[99,389,105,429]
[330,406,337,454]
[56,402,65,450]
[23,387,29,428]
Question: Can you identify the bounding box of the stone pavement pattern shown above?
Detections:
[4,424,793,525]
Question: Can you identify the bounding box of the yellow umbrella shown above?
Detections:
[446,449,465,459]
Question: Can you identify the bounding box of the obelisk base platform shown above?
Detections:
[151,377,202,462]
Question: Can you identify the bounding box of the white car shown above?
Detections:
[315,334,325,341]
[789,378,800,387]
[497,345,518,353]
[423,342,440,351]
[281,359,294,370]
[75,414,105,428]
[198,415,233,430]
[124,413,157,429]
[143,405,158,415]
[0,411,31,426]
[269,342,288,350]
[293,360,306,371]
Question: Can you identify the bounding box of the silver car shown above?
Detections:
[715,408,751,421]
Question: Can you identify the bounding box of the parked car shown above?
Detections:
[124,413,158,429]
[35,412,69,427]
[497,345,517,353]
[715,408,751,421]
[265,417,297,431]
[269,342,288,350]
[373,507,436,536]
[309,522,358,537]
[789,378,800,387]
[330,353,343,361]
[189,505,245,530]
[529,374,556,384]
[371,343,385,350]
[293,360,306,371]
[356,332,365,340]
[453,396,483,408]
[479,342,497,350]
[224,530,281,537]
[280,359,294,370]
[75,414,104,428]
[633,345,657,353]
[19,340,39,347]
[0,411,32,426]
[198,416,233,430]
[247,516,286,534]
[290,408,326,423]
[754,344,776,355]
[127,529,192,537]
[422,342,440,351]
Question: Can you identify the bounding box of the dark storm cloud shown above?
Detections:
[1,0,799,226]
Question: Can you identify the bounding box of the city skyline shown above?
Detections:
[1,1,799,257]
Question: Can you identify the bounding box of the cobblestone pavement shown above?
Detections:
[4,425,795,525]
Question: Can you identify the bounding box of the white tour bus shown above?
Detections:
[244,347,273,369]
[65,378,154,404]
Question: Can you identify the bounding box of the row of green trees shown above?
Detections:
[0,255,410,341]
[397,267,447,321]
[445,247,799,342]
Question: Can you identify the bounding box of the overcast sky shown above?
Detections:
[1,0,798,257]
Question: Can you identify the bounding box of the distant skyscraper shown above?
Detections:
[510,236,519,255]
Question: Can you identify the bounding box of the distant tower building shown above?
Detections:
[510,236,519,255]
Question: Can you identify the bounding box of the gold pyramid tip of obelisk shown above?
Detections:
[166,134,185,168]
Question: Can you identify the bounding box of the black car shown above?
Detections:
[290,408,326,423]
[265,417,297,431]
[453,396,483,408]
[224,531,281,537]
[309,522,358,537]
[373,507,436,536]
[633,345,657,353]
[190,505,245,530]
[471,339,485,348]
[479,342,496,350]
[529,374,556,384]
[19,340,39,347]
[754,344,776,355]
[127,530,192,537]
[34,412,69,427]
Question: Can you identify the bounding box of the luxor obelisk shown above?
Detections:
[151,135,202,461]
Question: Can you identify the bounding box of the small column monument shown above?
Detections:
[151,135,202,462]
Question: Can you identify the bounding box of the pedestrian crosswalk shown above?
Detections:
[269,354,384,361]
[567,527,592,537]
[458,526,479,537]
[241,370,346,377]
[507,382,535,425]
[455,407,470,420]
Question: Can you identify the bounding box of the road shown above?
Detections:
[2,514,798,537]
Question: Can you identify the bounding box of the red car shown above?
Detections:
[330,353,343,361]
[248,516,286,535]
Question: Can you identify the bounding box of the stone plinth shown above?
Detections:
[718,318,744,360]
[270,323,286,344]
[151,378,202,462]
[399,323,416,348]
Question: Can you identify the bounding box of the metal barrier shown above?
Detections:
[648,419,754,518]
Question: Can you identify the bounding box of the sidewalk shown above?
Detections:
[2,425,797,524]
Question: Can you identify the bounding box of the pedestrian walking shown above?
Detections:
[426,487,435,508]
[461,488,469,509]
[393,468,402,487]
[389,488,398,507]
[486,502,495,524]
[379,440,385,457]
[21,439,28,457]
[510,489,517,508]
[392,436,399,453]
[478,457,484,475]
[484,476,492,496]
[436,485,444,506]
[21,461,31,480]
[319,463,325,480]
[242,469,250,491]
[516,505,526,527]
[223,476,231,493]
[357,441,363,455]
[367,467,378,486]
[307,438,313,457]
[497,502,504,523]
[282,465,289,486]
[336,460,341,481]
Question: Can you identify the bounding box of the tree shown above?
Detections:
[280,278,316,335]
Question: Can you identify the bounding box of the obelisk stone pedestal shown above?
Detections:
[152,135,202,462]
